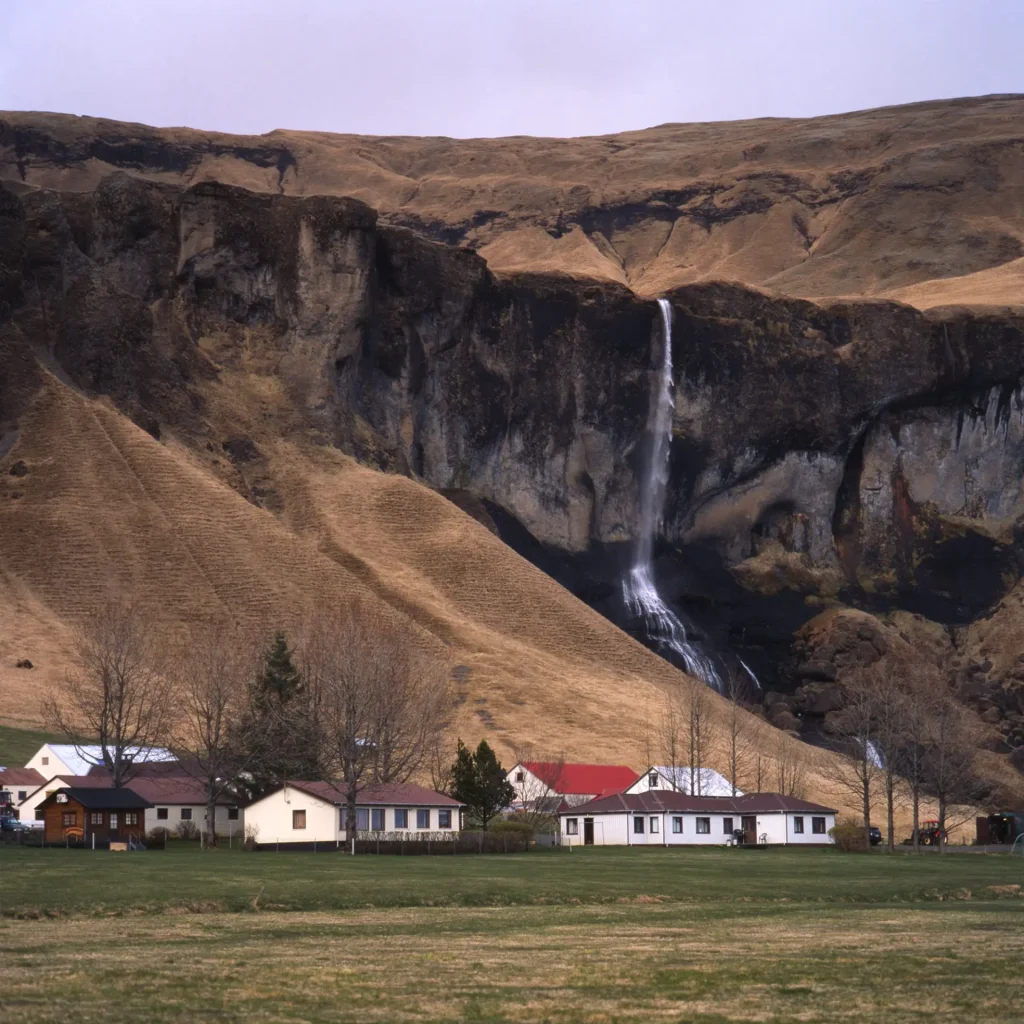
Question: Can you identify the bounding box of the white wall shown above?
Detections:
[146,805,244,838]
[18,779,66,823]
[24,746,75,778]
[561,811,835,846]
[627,768,738,797]
[783,812,835,844]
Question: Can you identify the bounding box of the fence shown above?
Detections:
[255,829,532,854]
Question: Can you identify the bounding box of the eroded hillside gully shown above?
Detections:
[2,174,1024,758]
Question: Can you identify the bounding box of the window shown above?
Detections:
[672,816,682,834]
[42,757,49,766]
[696,817,710,834]
[36,808,45,821]
[395,808,408,829]
[90,812,103,826]
[515,770,524,783]
[180,808,192,821]
[633,816,645,834]
[648,772,659,788]
[371,808,385,831]
[793,816,804,834]
[109,813,118,830]
[356,808,370,831]
[125,812,139,827]
[649,817,659,834]
[812,817,826,834]
[438,809,452,829]
[18,790,27,801]
[62,811,76,827]
[228,807,239,821]
[416,809,430,829]
[292,809,306,830]
[566,817,579,835]
[723,817,733,834]
[157,807,169,820]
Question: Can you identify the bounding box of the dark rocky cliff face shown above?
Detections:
[3,173,1024,757]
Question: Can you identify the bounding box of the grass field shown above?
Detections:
[2,847,1023,1022]
[0,723,62,768]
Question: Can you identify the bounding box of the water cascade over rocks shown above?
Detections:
[622,299,723,690]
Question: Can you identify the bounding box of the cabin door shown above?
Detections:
[741,816,757,845]
[584,818,594,846]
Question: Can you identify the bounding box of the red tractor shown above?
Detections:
[904,820,947,846]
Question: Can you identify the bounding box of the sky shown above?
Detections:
[3,0,1023,139]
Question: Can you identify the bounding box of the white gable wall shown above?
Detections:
[627,767,739,798]
[24,746,77,778]
[246,787,339,845]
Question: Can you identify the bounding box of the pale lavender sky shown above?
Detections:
[3,0,1022,138]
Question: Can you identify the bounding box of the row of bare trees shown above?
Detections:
[821,658,981,852]
[45,599,452,848]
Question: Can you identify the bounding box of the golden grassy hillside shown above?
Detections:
[4,95,1023,307]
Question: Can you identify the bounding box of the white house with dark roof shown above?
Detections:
[244,781,464,846]
[559,792,836,847]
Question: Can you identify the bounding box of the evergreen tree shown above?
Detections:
[449,739,515,830]
[234,632,321,798]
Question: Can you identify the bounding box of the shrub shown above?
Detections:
[488,820,533,836]
[175,819,200,841]
[829,822,868,852]
[147,827,171,846]
[243,823,260,850]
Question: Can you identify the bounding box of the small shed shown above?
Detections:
[38,787,152,844]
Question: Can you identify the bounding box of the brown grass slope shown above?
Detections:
[3,95,1024,307]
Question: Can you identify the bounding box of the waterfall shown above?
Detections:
[866,740,885,770]
[622,299,722,691]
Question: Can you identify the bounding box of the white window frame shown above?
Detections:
[648,772,659,788]
[416,808,430,830]
[566,817,579,835]
[696,817,710,834]
[633,816,645,834]
[672,816,682,834]
[649,817,659,834]
[438,809,452,829]
[793,816,804,834]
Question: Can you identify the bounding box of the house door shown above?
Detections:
[584,818,594,846]
[741,816,756,845]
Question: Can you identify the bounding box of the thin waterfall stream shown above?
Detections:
[622,299,723,690]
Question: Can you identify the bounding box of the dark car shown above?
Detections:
[0,815,30,832]
[868,826,882,846]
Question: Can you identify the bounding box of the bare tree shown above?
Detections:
[302,599,450,852]
[923,695,981,852]
[659,692,686,790]
[894,665,941,852]
[820,672,882,850]
[44,601,171,787]
[773,731,809,798]
[169,623,261,846]
[510,745,567,833]
[722,669,753,796]
[678,679,718,796]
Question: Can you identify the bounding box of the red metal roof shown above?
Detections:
[521,762,640,798]
[269,781,462,808]
[561,791,838,815]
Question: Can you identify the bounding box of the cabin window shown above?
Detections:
[125,812,139,826]
[723,817,733,834]
[180,808,193,821]
[515,770,524,783]
[793,816,804,834]
[696,817,710,834]
[62,811,76,827]
[672,816,682,833]
[648,772,659,787]
[157,807,169,820]
[292,810,306,830]
[416,809,430,829]
[371,808,385,831]
[566,817,579,835]
[228,807,239,821]
[90,812,103,826]
[35,808,45,821]
[649,817,659,833]
[395,808,408,829]
[812,817,826,834]
[438,809,452,829]
[109,813,118,829]
[633,816,645,834]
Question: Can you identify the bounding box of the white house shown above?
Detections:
[627,765,741,798]
[25,744,177,779]
[559,792,836,847]
[507,762,639,810]
[245,781,464,846]
[18,774,242,837]
[0,768,46,813]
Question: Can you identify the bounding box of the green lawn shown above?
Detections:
[0,723,61,768]
[2,847,1022,1022]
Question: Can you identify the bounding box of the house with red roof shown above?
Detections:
[507,761,640,812]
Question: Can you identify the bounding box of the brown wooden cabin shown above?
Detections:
[38,787,152,845]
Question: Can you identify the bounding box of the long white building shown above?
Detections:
[560,791,836,846]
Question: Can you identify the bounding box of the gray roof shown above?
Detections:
[42,787,153,810]
[560,791,837,816]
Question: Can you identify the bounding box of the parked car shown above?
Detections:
[868,826,882,846]
[0,815,31,832]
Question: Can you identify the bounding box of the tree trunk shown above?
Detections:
[885,769,895,853]
[912,784,921,854]
[937,792,947,855]
[346,767,358,854]
[207,801,217,848]
[861,769,872,852]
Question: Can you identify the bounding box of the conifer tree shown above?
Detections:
[450,739,514,830]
